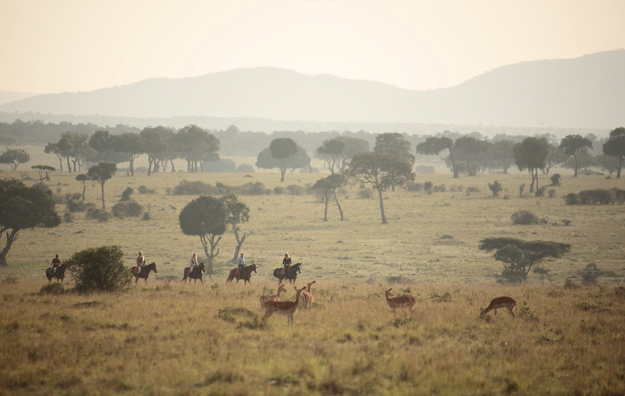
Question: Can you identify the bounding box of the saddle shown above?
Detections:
[235,268,242,277]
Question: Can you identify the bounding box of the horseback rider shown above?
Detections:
[190,253,198,277]
[237,252,245,278]
[136,252,145,274]
[283,252,292,275]
[51,254,61,274]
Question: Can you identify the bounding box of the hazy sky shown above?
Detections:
[2,0,624,94]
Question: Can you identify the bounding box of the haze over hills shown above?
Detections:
[1,50,623,129]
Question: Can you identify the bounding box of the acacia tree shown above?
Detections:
[479,237,571,284]
[269,138,298,182]
[312,173,347,221]
[111,133,144,176]
[89,130,113,160]
[374,133,415,166]
[174,125,220,173]
[44,142,64,171]
[0,149,30,170]
[179,195,228,267]
[0,134,17,150]
[317,138,345,174]
[347,152,414,224]
[416,137,458,178]
[485,140,515,174]
[221,193,251,261]
[141,126,167,175]
[335,136,370,172]
[544,144,568,174]
[87,161,117,209]
[31,165,55,184]
[0,180,61,267]
[451,136,491,175]
[560,134,593,177]
[75,174,90,202]
[603,127,625,178]
[513,137,550,193]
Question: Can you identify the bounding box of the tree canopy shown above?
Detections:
[0,149,30,171]
[111,133,144,175]
[179,195,228,265]
[514,137,550,193]
[317,138,345,174]
[88,161,117,209]
[0,180,61,266]
[268,138,299,181]
[374,133,415,166]
[416,136,458,178]
[603,127,625,178]
[560,134,593,177]
[312,173,347,221]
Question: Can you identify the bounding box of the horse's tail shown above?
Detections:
[226,269,234,283]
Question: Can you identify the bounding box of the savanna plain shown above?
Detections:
[1,152,625,395]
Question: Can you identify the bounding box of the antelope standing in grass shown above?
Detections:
[385,288,416,316]
[259,284,287,310]
[480,296,516,319]
[301,281,316,312]
[263,286,306,325]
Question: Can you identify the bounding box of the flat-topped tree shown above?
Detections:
[179,195,227,267]
[603,127,625,178]
[269,138,298,182]
[560,134,593,177]
[31,165,55,184]
[479,237,570,284]
[417,136,458,178]
[0,180,61,267]
[0,149,30,171]
[87,162,117,209]
[347,152,414,224]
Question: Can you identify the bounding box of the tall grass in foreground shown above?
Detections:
[1,279,624,395]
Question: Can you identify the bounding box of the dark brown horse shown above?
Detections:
[181,262,207,284]
[131,262,157,284]
[273,262,302,284]
[226,263,258,285]
[46,264,67,283]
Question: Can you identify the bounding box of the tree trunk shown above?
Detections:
[100,182,106,209]
[377,187,387,224]
[617,157,623,178]
[333,189,344,220]
[232,228,247,261]
[58,156,63,171]
[129,157,135,176]
[82,183,86,202]
[0,229,19,267]
[200,234,221,265]
[323,192,329,221]
[280,166,286,182]
[574,154,578,177]
[529,170,535,193]
[449,149,459,178]
[147,158,152,176]
[170,159,176,172]
[66,157,72,173]
[535,169,539,191]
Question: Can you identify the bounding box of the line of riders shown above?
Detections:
[47,251,302,284]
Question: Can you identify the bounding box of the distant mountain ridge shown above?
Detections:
[1,50,624,129]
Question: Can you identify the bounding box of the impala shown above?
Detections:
[259,284,287,310]
[301,280,316,312]
[263,286,306,325]
[385,288,416,316]
[480,296,516,319]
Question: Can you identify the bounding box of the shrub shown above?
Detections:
[120,187,133,201]
[142,212,151,221]
[273,186,284,195]
[433,184,446,192]
[613,188,625,203]
[579,189,615,204]
[63,212,73,223]
[66,199,93,213]
[236,164,255,173]
[39,283,65,295]
[415,165,435,174]
[511,210,539,225]
[519,183,525,197]
[239,182,271,195]
[580,269,599,286]
[86,208,111,222]
[488,181,503,196]
[517,302,539,322]
[286,185,306,195]
[551,174,561,186]
[564,278,580,289]
[449,185,464,192]
[405,182,423,192]
[424,181,433,192]
[615,286,625,297]
[548,189,557,198]
[67,245,133,293]
[357,189,373,199]
[466,186,480,194]
[564,193,580,205]
[203,159,236,172]
[138,185,156,194]
[173,180,218,195]
[112,201,143,218]
[535,186,547,197]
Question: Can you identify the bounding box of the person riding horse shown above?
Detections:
[51,254,61,274]
[189,253,198,276]
[237,252,245,277]
[136,252,146,275]
[283,252,292,275]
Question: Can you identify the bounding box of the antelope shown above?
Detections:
[259,284,287,310]
[480,296,516,319]
[385,288,416,316]
[301,281,316,312]
[262,286,306,325]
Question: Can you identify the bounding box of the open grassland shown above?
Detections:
[1,280,625,395]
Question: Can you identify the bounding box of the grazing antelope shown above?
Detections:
[259,284,287,310]
[385,288,416,316]
[263,286,306,325]
[301,281,316,312]
[480,296,516,319]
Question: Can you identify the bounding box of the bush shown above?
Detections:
[519,183,525,197]
[236,164,255,173]
[86,208,111,222]
[67,245,133,293]
[142,212,151,221]
[551,174,561,186]
[203,159,236,172]
[173,180,219,195]
[273,186,284,195]
[488,181,502,196]
[415,165,435,174]
[579,189,615,204]
[433,184,446,192]
[564,193,580,205]
[357,189,373,199]
[286,185,306,195]
[39,283,65,295]
[466,186,480,194]
[66,199,94,213]
[63,212,73,223]
[535,186,547,197]
[424,181,433,192]
[449,185,464,192]
[138,185,156,194]
[405,182,423,192]
[120,187,133,201]
[580,269,599,286]
[548,189,556,198]
[511,210,539,225]
[112,201,143,218]
[239,182,271,195]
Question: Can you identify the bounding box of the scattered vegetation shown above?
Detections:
[511,210,539,225]
[112,201,143,218]
[488,180,502,196]
[66,245,132,293]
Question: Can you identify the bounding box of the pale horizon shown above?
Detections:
[2,0,625,95]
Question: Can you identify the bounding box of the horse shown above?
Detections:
[273,262,302,284]
[181,262,207,284]
[226,263,258,285]
[131,262,157,284]
[46,264,67,283]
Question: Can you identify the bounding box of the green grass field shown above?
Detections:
[1,146,624,394]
